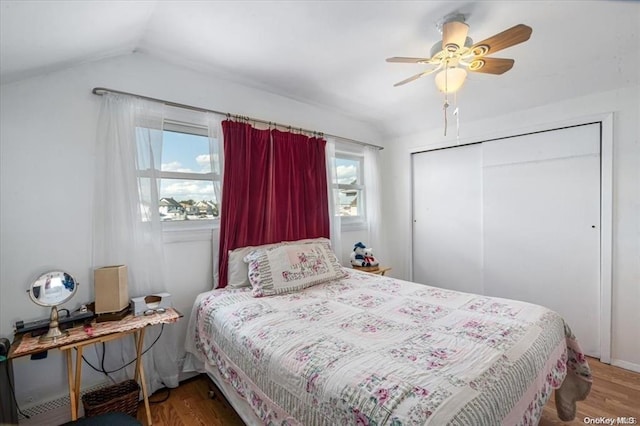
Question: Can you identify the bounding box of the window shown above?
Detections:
[334,150,366,227]
[136,120,220,226]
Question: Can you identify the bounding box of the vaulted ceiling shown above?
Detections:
[1,1,639,137]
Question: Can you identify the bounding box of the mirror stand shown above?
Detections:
[27,270,78,343]
[39,305,68,343]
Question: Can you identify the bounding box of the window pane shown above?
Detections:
[162,130,218,174]
[335,157,360,185]
[159,179,218,221]
[338,188,361,216]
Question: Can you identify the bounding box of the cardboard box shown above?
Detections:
[131,293,172,316]
[94,265,129,314]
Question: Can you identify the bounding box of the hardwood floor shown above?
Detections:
[136,375,243,426]
[539,358,640,425]
[137,357,640,425]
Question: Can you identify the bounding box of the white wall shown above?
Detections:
[0,53,382,407]
[382,86,640,371]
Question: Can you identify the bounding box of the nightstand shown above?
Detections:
[353,266,392,276]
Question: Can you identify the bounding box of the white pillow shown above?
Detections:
[244,240,345,297]
[226,238,331,288]
[227,248,253,288]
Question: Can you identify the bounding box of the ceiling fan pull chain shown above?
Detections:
[443,107,447,137]
[454,106,460,141]
[443,60,449,136]
[443,93,449,136]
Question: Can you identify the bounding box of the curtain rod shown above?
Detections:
[91,87,383,150]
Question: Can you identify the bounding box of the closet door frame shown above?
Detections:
[408,113,613,363]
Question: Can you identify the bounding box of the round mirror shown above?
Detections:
[27,270,78,342]
[29,271,77,307]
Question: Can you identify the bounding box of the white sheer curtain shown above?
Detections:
[207,113,223,287]
[93,93,178,392]
[364,145,382,255]
[325,138,343,264]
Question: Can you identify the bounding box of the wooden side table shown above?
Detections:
[9,308,182,425]
[352,266,392,276]
[370,266,392,276]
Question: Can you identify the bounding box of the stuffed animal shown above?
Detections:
[363,247,379,267]
[350,242,379,267]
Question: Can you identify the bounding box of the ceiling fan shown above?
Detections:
[387,14,533,91]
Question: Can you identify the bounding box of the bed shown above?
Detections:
[184,239,592,425]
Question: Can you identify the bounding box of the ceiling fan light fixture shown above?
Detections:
[435,67,467,93]
[469,59,485,71]
[472,45,490,56]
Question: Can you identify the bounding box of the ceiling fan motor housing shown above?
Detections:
[430,37,473,58]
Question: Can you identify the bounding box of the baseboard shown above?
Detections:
[17,383,100,426]
[19,403,73,426]
[17,373,200,425]
[611,359,640,373]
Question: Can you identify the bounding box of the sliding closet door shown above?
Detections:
[412,124,601,356]
[482,124,601,356]
[412,144,483,294]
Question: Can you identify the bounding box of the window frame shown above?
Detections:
[137,119,221,238]
[334,149,367,231]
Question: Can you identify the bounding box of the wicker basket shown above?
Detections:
[82,379,140,418]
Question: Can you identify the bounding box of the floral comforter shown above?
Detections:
[191,269,592,425]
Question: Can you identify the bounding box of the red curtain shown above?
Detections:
[270,129,329,242]
[218,121,271,288]
[218,121,330,288]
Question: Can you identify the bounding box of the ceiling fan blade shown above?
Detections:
[467,57,514,74]
[386,56,434,64]
[393,72,429,87]
[393,65,443,87]
[470,24,532,57]
[442,20,469,51]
